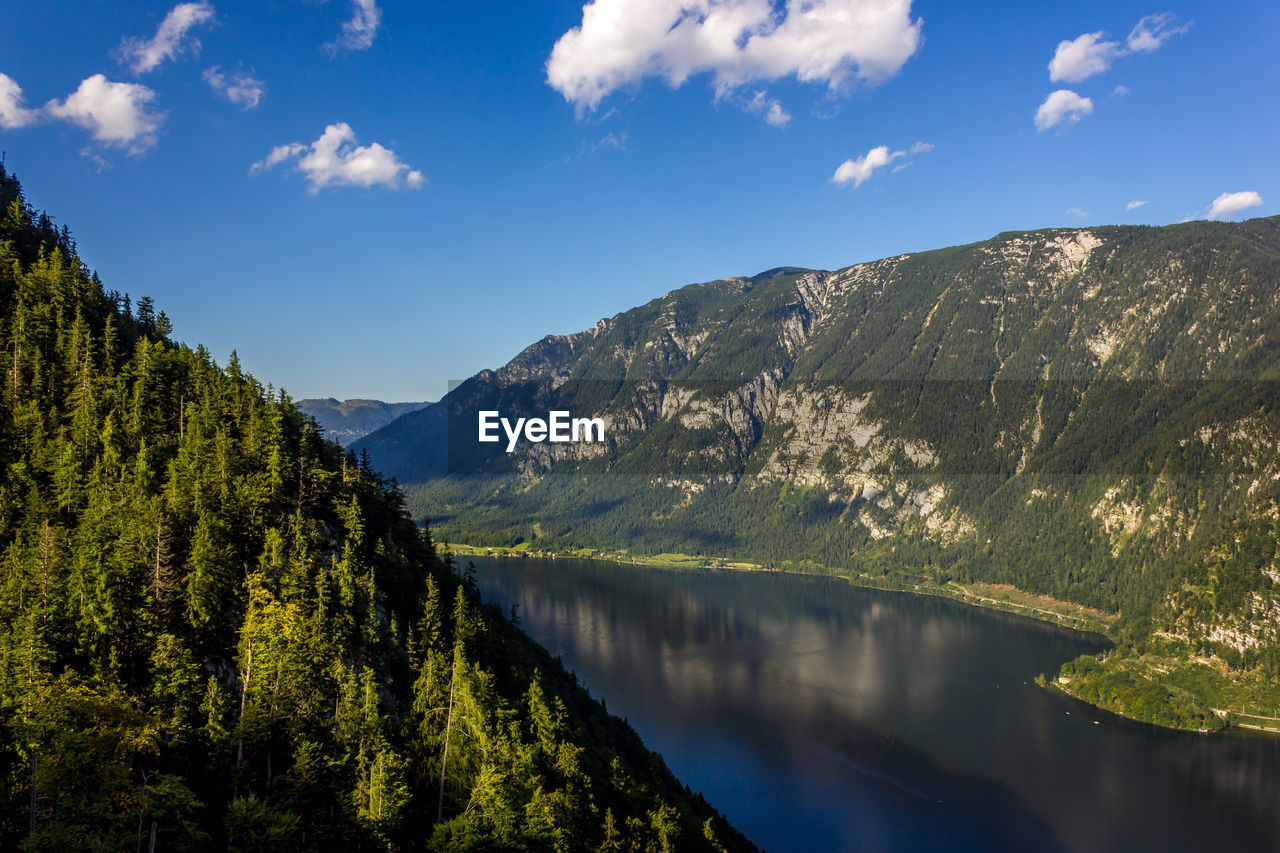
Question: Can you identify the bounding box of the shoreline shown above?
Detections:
[440,541,1117,638]
[1049,682,1279,736]
[443,541,1279,737]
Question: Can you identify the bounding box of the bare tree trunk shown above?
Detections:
[237,640,252,767]
[436,650,458,824]
[10,337,20,405]
[153,516,163,618]
[28,750,37,838]
[38,522,53,610]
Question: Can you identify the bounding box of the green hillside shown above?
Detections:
[0,166,752,851]
[357,218,1280,732]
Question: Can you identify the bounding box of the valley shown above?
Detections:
[357,217,1280,733]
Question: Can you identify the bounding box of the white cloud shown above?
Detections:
[203,66,265,110]
[1126,199,1147,210]
[44,74,163,154]
[1048,14,1187,83]
[1207,191,1262,220]
[326,0,382,52]
[1126,13,1189,54]
[1066,207,1088,218]
[0,73,166,157]
[1113,84,1130,96]
[0,73,39,129]
[567,130,630,163]
[252,123,423,193]
[252,143,307,172]
[119,2,216,74]
[834,146,895,187]
[832,140,931,188]
[1034,89,1092,132]
[596,131,628,151]
[546,0,923,113]
[1048,32,1122,83]
[746,90,790,127]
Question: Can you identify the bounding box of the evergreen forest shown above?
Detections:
[0,165,752,852]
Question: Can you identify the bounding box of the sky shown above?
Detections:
[1,1,1276,401]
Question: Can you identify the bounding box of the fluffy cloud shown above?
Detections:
[327,0,382,52]
[1048,13,1187,83]
[1126,199,1147,210]
[546,0,923,113]
[203,66,265,110]
[253,143,306,171]
[0,73,165,156]
[119,2,216,74]
[0,74,40,129]
[1207,191,1262,220]
[1048,32,1122,83]
[44,74,164,153]
[1125,13,1189,54]
[746,90,790,127]
[252,123,423,193]
[832,140,930,188]
[1034,89,1092,132]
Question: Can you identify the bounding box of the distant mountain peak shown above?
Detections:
[297,397,432,446]
[748,266,821,284]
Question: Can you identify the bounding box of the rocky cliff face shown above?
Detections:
[356,217,1280,668]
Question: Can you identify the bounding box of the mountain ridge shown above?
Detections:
[296,397,431,446]
[357,214,1280,731]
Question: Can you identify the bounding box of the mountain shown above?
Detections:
[356,217,1280,732]
[297,398,431,446]
[0,166,753,850]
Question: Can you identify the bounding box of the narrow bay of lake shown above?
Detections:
[470,556,1280,852]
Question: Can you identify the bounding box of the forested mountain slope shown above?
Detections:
[0,165,752,851]
[358,217,1280,731]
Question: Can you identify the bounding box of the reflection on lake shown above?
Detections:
[471,557,1280,853]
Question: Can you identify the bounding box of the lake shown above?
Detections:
[470,556,1280,853]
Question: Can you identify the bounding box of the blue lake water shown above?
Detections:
[470,556,1280,853]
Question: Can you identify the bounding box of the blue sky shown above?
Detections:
[1,1,1275,401]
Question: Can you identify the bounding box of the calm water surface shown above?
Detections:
[470,556,1280,853]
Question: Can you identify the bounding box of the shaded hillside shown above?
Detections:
[297,398,431,446]
[0,165,753,851]
[357,217,1280,730]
